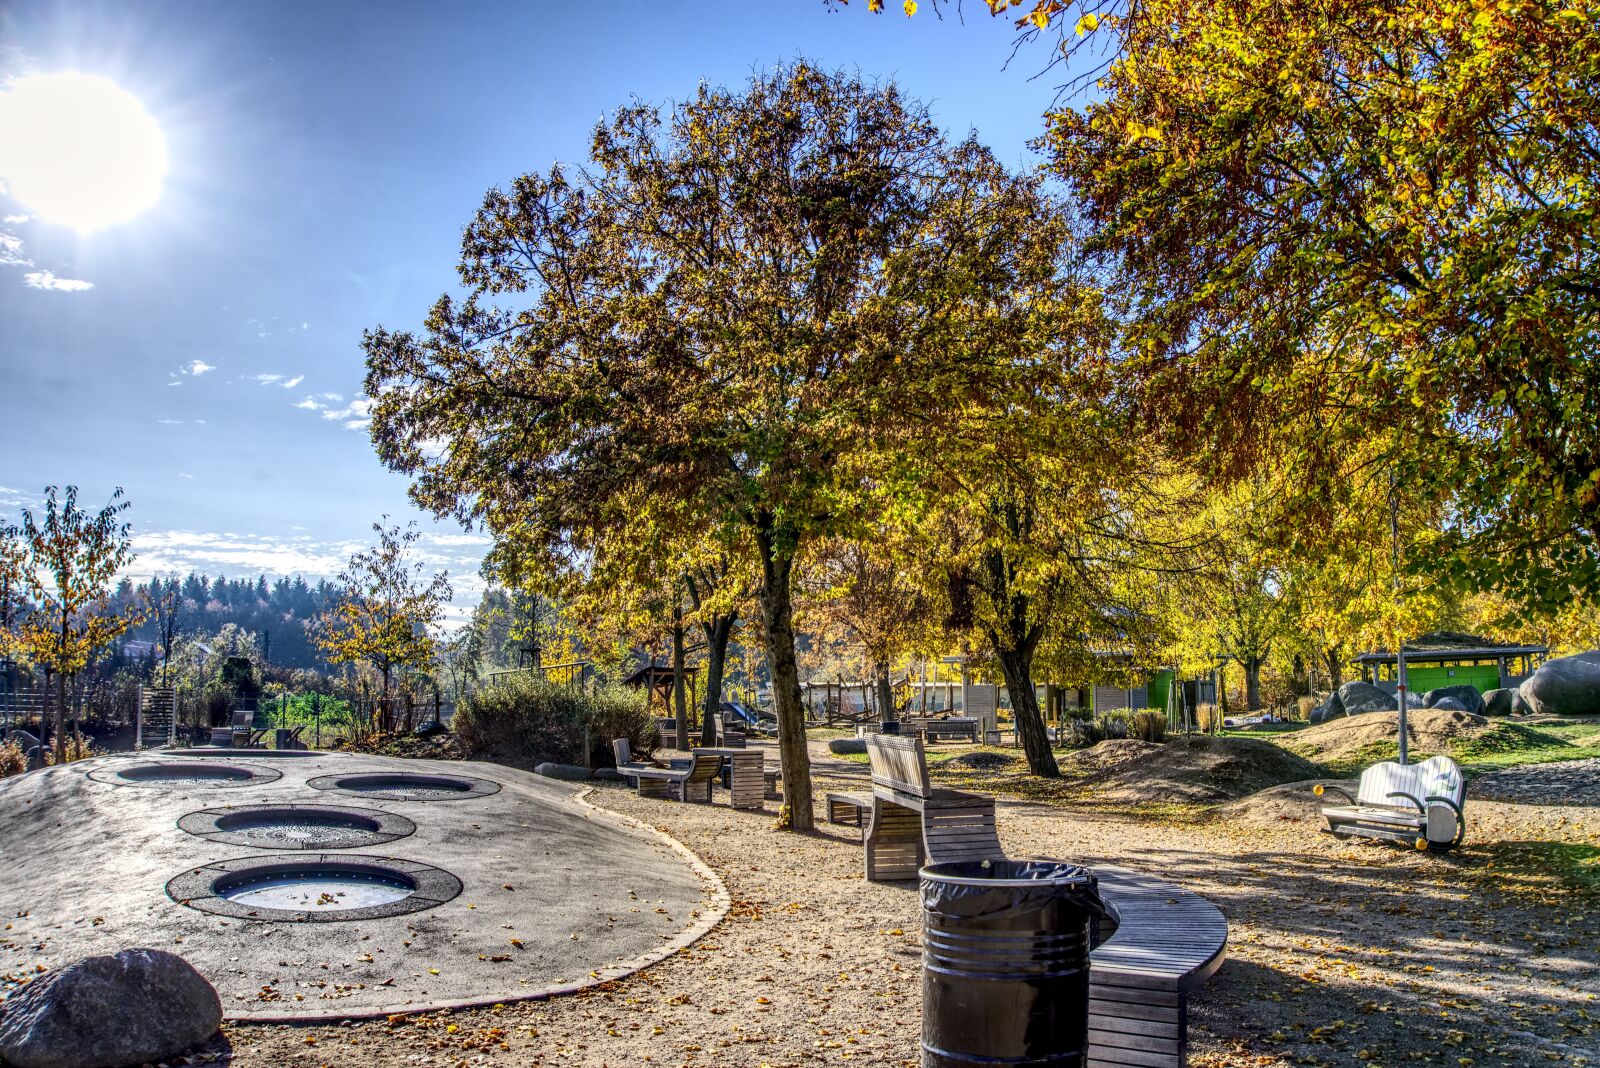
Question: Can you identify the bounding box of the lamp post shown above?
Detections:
[1389,468,1410,766]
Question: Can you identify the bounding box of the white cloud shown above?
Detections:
[167,380,183,387]
[254,372,304,389]
[253,373,284,385]
[3,214,29,224]
[157,418,185,425]
[319,396,374,431]
[423,532,492,548]
[178,472,194,479]
[321,392,343,402]
[187,360,216,376]
[293,396,323,411]
[282,374,304,389]
[23,270,93,292]
[0,233,30,266]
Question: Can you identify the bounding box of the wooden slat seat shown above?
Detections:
[625,750,724,803]
[1086,865,1228,1068]
[826,791,871,827]
[862,734,1003,881]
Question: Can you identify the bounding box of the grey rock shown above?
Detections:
[1429,696,1469,712]
[1424,684,1487,717]
[1371,678,1399,698]
[1511,689,1534,715]
[1520,651,1600,716]
[0,948,221,1068]
[1336,681,1397,716]
[591,767,624,782]
[827,737,868,756]
[1482,687,1515,716]
[533,762,593,781]
[1308,697,1338,724]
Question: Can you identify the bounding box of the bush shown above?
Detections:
[453,675,655,770]
[0,739,25,779]
[1130,710,1167,743]
[44,733,96,765]
[1194,703,1225,733]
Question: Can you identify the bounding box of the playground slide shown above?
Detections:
[721,701,773,726]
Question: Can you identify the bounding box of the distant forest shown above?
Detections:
[111,573,340,670]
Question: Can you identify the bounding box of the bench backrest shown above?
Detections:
[685,752,723,783]
[230,709,254,729]
[1356,756,1464,808]
[866,733,930,799]
[613,738,634,766]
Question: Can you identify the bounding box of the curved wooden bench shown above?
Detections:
[1088,865,1228,1068]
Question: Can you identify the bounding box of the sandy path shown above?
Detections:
[199,740,1600,1067]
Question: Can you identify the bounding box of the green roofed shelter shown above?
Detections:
[1354,631,1548,695]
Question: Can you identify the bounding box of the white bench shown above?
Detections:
[1316,756,1466,851]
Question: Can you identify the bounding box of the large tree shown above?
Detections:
[14,486,143,760]
[316,519,452,725]
[1038,0,1600,610]
[363,64,1052,830]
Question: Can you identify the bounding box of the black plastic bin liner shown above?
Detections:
[920,860,1102,1068]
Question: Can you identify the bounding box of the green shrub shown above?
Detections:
[453,675,655,769]
[1130,710,1167,743]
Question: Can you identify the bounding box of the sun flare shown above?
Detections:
[0,71,168,233]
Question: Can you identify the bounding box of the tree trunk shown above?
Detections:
[756,523,812,831]
[1244,657,1263,711]
[1322,648,1344,688]
[700,616,734,747]
[54,671,68,763]
[671,600,688,750]
[876,662,895,727]
[993,640,1058,777]
[1217,663,1231,719]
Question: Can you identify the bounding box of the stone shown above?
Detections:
[0,948,221,1068]
[591,767,623,782]
[533,762,593,781]
[1482,687,1515,716]
[1429,696,1469,712]
[1511,689,1534,715]
[1308,696,1339,724]
[1520,650,1600,716]
[1336,681,1397,716]
[1371,678,1399,698]
[1424,684,1487,717]
[827,737,868,755]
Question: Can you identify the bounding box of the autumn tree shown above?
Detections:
[146,574,183,687]
[317,519,452,723]
[363,64,1055,830]
[801,536,932,726]
[0,524,26,666]
[13,487,144,760]
[1031,0,1600,614]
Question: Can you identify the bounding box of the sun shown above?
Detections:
[0,72,169,234]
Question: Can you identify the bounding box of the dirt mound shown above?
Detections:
[1215,779,1357,828]
[1067,736,1324,803]
[1292,708,1488,763]
[944,751,1022,771]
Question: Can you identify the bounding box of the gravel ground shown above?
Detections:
[177,741,1600,1067]
[1472,758,1600,807]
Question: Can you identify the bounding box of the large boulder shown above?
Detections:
[1482,687,1516,716]
[0,948,221,1068]
[1337,681,1396,716]
[1424,684,1487,717]
[1429,696,1469,712]
[1371,678,1399,698]
[1308,695,1339,724]
[828,737,868,755]
[1520,651,1600,716]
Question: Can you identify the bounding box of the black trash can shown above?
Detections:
[880,719,902,735]
[920,859,1101,1068]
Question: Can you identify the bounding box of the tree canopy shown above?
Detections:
[363,63,1081,825]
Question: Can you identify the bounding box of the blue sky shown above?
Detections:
[0,1,1065,619]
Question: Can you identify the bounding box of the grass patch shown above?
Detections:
[1474,841,1600,901]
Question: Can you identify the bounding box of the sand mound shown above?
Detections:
[1292,708,1488,763]
[1215,779,1358,828]
[1066,736,1324,804]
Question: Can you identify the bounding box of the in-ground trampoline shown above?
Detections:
[0,751,720,1021]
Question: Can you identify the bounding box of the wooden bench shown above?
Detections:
[903,716,980,743]
[632,750,724,802]
[826,791,871,828]
[862,734,1003,881]
[1087,865,1228,1068]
